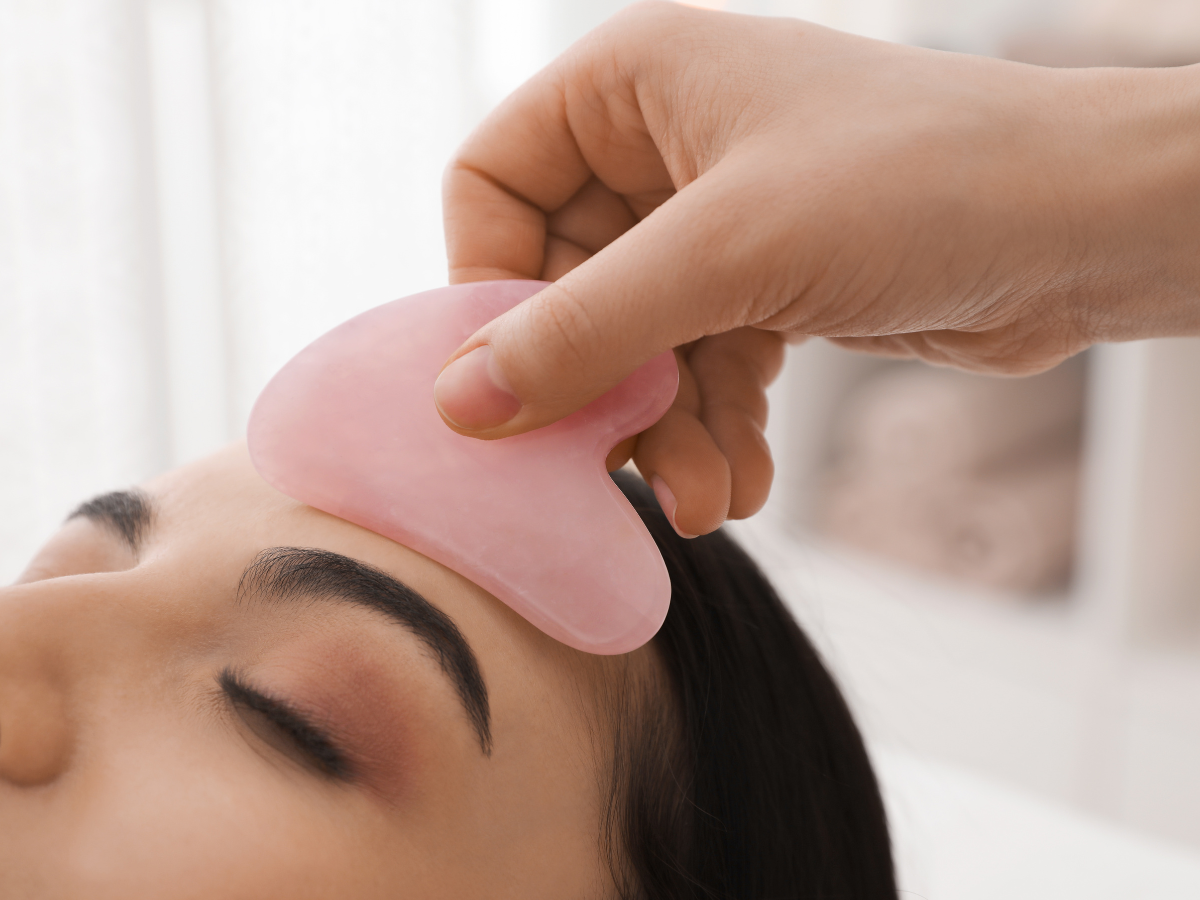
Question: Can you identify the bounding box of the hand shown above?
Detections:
[438,0,1200,536]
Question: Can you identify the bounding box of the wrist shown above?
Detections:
[1056,64,1200,343]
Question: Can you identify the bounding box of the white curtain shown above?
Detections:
[0,0,485,579]
[1,0,166,580]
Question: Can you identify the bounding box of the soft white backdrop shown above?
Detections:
[1,0,478,580]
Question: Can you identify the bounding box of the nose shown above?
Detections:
[0,579,110,787]
[0,670,70,786]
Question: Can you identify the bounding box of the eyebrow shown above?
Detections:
[68,489,153,552]
[238,547,492,754]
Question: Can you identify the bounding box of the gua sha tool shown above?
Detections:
[247,280,679,655]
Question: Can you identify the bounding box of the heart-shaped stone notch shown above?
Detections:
[247,280,679,654]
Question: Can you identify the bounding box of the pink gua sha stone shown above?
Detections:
[247,280,679,655]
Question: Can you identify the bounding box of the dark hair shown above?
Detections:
[605,469,896,899]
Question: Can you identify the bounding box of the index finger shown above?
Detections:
[442,29,675,283]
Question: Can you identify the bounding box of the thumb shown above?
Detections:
[434,173,774,438]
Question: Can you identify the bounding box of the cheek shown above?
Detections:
[256,633,453,802]
[55,721,384,899]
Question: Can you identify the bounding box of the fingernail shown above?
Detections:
[434,345,522,431]
[651,475,697,539]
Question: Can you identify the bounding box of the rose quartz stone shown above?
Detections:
[247,280,678,655]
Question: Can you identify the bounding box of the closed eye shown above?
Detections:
[219,668,352,781]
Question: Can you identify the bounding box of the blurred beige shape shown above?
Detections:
[1006,0,1200,67]
[838,363,1084,476]
[820,360,1085,593]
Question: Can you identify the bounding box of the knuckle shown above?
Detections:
[706,399,769,446]
[693,358,767,410]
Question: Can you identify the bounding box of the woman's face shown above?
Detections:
[1,444,632,899]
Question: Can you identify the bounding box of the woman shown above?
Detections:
[2,442,894,898]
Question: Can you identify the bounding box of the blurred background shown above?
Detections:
[2,0,1199,895]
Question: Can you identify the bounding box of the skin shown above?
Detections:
[438,0,1200,536]
[0,444,640,900]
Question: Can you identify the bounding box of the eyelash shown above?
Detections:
[218,668,352,781]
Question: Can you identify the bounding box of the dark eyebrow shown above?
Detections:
[238,547,492,755]
[68,489,153,552]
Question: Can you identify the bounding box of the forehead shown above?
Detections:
[145,444,480,612]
